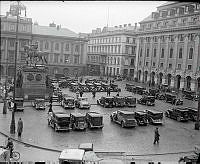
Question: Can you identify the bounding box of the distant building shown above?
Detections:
[1,8,88,78]
[135,2,200,91]
[87,24,138,78]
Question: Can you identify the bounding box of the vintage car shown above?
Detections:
[101,82,109,92]
[146,109,163,125]
[135,86,146,95]
[155,92,166,100]
[186,107,198,121]
[58,81,69,88]
[86,112,104,129]
[69,82,79,92]
[93,82,103,92]
[113,96,126,107]
[48,109,71,132]
[165,93,183,105]
[134,111,148,126]
[110,83,121,92]
[124,96,136,107]
[148,88,160,96]
[70,113,87,130]
[32,98,45,110]
[12,97,24,112]
[61,96,75,109]
[97,96,114,108]
[182,90,199,101]
[78,143,93,152]
[165,107,189,122]
[110,110,137,128]
[137,95,155,106]
[51,94,59,102]
[75,97,91,109]
[125,83,135,92]
[78,83,89,92]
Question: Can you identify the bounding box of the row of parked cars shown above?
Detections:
[47,109,104,132]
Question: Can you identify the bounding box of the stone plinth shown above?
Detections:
[22,65,47,100]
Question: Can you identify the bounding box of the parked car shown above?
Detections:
[110,83,121,92]
[110,110,137,128]
[137,95,155,106]
[79,83,89,92]
[75,97,91,109]
[97,96,114,108]
[86,83,95,92]
[93,82,103,92]
[149,88,160,97]
[13,97,24,112]
[165,107,189,122]
[101,83,109,92]
[155,92,166,100]
[124,96,136,107]
[48,109,71,132]
[182,90,199,101]
[32,98,45,110]
[125,83,135,92]
[61,96,75,109]
[134,111,148,126]
[86,112,104,129]
[185,107,198,121]
[78,143,93,152]
[70,113,87,131]
[165,93,183,105]
[135,86,146,95]
[113,96,126,107]
[146,109,163,125]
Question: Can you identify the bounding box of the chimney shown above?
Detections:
[119,25,122,28]
[128,23,131,27]
[57,25,60,30]
[124,24,127,27]
[114,26,118,28]
[49,22,56,27]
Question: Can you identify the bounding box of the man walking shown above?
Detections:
[17,118,23,138]
[153,127,160,144]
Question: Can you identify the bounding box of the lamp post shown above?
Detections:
[195,89,200,130]
[9,1,26,134]
[3,57,8,114]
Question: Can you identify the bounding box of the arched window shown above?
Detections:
[188,48,193,59]
[153,48,156,57]
[179,48,182,58]
[161,48,164,58]
[44,42,49,50]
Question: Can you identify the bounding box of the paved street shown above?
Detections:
[0,79,199,163]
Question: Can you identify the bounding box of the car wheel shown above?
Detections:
[165,112,168,117]
[177,117,181,122]
[121,121,125,128]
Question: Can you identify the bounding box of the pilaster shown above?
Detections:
[193,34,199,73]
[164,36,169,71]
[182,34,189,71]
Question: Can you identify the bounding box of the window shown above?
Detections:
[117,68,119,75]
[21,40,26,48]
[64,55,70,63]
[10,24,15,31]
[188,48,193,59]
[139,61,142,66]
[55,43,59,51]
[169,35,174,42]
[54,54,59,63]
[65,44,69,51]
[177,64,181,69]
[160,63,163,68]
[153,36,158,42]
[146,48,149,57]
[44,42,49,50]
[189,34,195,41]
[178,34,184,41]
[152,62,156,67]
[117,57,120,65]
[153,48,156,57]
[146,62,149,67]
[74,56,79,64]
[161,48,164,58]
[118,45,121,53]
[140,49,142,57]
[9,40,15,47]
[179,48,183,58]
[169,63,172,68]
[114,57,116,65]
[75,45,79,52]
[8,50,14,62]
[22,25,27,32]
[188,65,192,70]
[169,48,173,58]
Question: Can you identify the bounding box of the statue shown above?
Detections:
[24,42,47,67]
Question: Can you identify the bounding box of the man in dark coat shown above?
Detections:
[153,127,160,144]
[17,118,23,137]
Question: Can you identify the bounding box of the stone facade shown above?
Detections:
[135,2,200,92]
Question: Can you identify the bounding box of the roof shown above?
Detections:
[141,14,152,22]
[118,110,135,114]
[71,113,85,117]
[59,149,85,161]
[87,112,102,117]
[79,143,93,150]
[147,109,163,114]
[32,25,78,38]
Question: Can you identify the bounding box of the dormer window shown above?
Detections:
[188,5,194,13]
[178,7,184,15]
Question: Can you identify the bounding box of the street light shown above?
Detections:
[195,89,200,130]
[9,1,26,134]
[3,58,8,114]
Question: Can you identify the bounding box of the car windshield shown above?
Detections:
[57,117,70,122]
[123,114,135,119]
[151,113,163,119]
[75,117,85,121]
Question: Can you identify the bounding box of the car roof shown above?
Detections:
[35,98,45,101]
[78,143,93,150]
[118,110,135,114]
[147,109,163,114]
[174,107,189,112]
[87,112,102,117]
[135,111,147,115]
[185,107,198,111]
[59,149,85,161]
[71,113,85,117]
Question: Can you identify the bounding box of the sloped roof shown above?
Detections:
[140,14,152,22]
[157,1,177,8]
[32,25,78,38]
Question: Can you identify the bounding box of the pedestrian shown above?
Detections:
[80,90,83,97]
[48,103,52,113]
[107,88,111,96]
[17,118,23,138]
[92,89,96,98]
[153,127,160,144]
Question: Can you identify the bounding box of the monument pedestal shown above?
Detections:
[22,65,47,100]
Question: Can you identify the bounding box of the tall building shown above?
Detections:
[135,2,200,91]
[0,5,88,79]
[87,24,138,78]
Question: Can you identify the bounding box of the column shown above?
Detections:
[180,77,185,89]
[173,35,178,71]
[4,38,8,76]
[164,36,169,71]
[149,37,153,72]
[193,34,199,73]
[135,37,140,76]
[191,78,195,91]
[156,37,161,70]
[182,34,189,71]
[170,76,175,87]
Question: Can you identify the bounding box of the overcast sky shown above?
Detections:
[1,1,167,33]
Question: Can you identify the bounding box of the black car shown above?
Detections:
[70,113,87,131]
[124,96,136,107]
[135,86,146,95]
[113,96,126,107]
[186,107,198,121]
[149,88,160,96]
[155,92,166,100]
[182,90,199,101]
[86,112,104,129]
[97,96,114,108]
[137,96,155,106]
[165,93,183,105]
[125,83,135,92]
[134,111,148,126]
[110,83,121,92]
[165,107,189,122]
